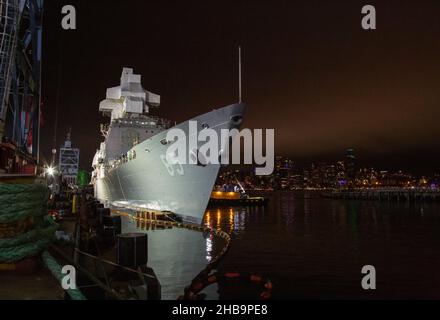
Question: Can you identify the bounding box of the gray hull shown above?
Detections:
[94,103,245,224]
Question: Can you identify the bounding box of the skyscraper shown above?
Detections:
[345,148,356,187]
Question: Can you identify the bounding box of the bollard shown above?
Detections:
[72,194,78,214]
[116,233,148,268]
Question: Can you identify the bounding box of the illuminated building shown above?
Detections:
[345,148,356,187]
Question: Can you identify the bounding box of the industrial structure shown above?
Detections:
[59,130,79,185]
[0,0,43,174]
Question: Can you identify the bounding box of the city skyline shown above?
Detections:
[218,148,439,191]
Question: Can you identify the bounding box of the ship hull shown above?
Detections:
[94,103,245,224]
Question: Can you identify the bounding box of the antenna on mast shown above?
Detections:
[238,46,242,103]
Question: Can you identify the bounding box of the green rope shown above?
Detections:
[0,183,53,262]
[0,183,47,195]
[0,237,52,263]
[0,217,57,249]
[0,183,49,223]
[41,251,87,300]
[0,182,86,300]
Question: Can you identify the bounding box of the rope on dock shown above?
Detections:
[0,183,56,263]
[41,251,87,300]
[0,182,88,299]
[0,217,58,262]
[0,183,48,223]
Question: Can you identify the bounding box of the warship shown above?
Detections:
[91,68,245,224]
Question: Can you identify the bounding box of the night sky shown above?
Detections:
[40,0,440,174]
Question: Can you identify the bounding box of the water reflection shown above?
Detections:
[205,235,213,261]
[205,207,248,237]
[121,191,440,299]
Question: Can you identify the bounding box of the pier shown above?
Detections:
[324,188,440,202]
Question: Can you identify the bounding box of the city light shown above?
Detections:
[216,150,440,191]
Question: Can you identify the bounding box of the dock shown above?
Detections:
[323,188,440,202]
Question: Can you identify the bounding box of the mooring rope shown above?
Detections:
[41,251,87,300]
[0,183,48,223]
[0,182,87,300]
[111,208,272,299]
[0,183,55,263]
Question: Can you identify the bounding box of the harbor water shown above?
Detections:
[121,191,440,299]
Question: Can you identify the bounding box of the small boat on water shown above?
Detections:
[208,182,268,207]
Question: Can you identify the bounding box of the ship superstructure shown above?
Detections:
[92,68,245,223]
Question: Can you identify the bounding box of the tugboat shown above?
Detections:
[209,179,268,207]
